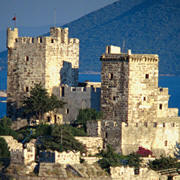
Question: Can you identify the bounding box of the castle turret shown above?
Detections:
[62,28,68,44]
[50,27,62,38]
[7,28,18,49]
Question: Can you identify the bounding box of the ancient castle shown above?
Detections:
[6,27,180,157]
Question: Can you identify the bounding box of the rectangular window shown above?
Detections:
[145,74,149,79]
[163,123,165,127]
[153,122,157,127]
[159,104,163,110]
[26,87,29,92]
[40,37,43,43]
[144,122,148,127]
[165,140,168,146]
[61,87,64,97]
[51,39,54,43]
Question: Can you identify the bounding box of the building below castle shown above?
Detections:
[100,45,180,156]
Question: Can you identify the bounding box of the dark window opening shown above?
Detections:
[145,74,149,79]
[66,109,69,114]
[61,87,64,97]
[83,87,86,92]
[51,39,54,43]
[26,87,29,92]
[144,122,148,127]
[153,122,157,127]
[163,123,165,127]
[136,123,138,127]
[72,88,76,92]
[134,168,139,175]
[160,88,163,92]
[143,97,146,101]
[113,96,116,101]
[32,38,34,43]
[54,115,57,123]
[15,38,18,43]
[47,116,51,122]
[40,37,43,43]
[105,132,108,138]
[172,123,175,127]
[159,104,163,110]
[25,56,29,62]
[165,140,168,146]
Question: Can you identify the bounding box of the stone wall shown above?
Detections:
[86,120,101,137]
[121,120,180,156]
[55,151,80,165]
[110,166,161,180]
[75,137,103,155]
[100,45,180,153]
[1,136,35,165]
[58,85,101,123]
[7,27,79,120]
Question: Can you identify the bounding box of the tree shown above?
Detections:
[0,137,10,158]
[22,84,65,121]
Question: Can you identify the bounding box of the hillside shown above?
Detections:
[1,0,180,75]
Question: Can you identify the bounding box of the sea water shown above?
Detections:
[0,71,180,118]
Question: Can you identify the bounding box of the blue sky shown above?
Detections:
[0,0,117,30]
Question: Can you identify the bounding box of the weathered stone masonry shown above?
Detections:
[7,27,79,120]
[100,45,180,155]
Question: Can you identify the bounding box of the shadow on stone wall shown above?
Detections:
[60,61,78,86]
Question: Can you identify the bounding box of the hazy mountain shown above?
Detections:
[65,0,180,75]
[1,0,180,76]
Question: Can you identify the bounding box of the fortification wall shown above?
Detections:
[101,54,129,151]
[58,85,100,123]
[110,166,160,180]
[55,151,80,165]
[75,137,103,155]
[128,55,159,123]
[86,120,101,137]
[121,120,180,156]
[7,27,79,119]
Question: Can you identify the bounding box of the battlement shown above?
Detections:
[101,45,159,63]
[122,121,179,128]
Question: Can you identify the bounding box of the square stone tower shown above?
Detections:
[101,45,179,153]
[7,27,79,120]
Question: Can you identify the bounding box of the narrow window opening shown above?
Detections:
[165,140,168,146]
[54,115,57,124]
[15,38,18,43]
[26,87,29,92]
[143,97,146,101]
[160,88,163,92]
[172,123,175,127]
[153,122,157,127]
[108,73,113,80]
[159,104,163,110]
[83,87,86,92]
[144,122,148,127]
[61,87,64,97]
[66,109,69,114]
[136,123,138,127]
[47,116,51,122]
[40,37,43,43]
[145,74,149,79]
[105,132,108,138]
[113,96,116,101]
[32,38,34,43]
[51,39,54,43]
[163,123,165,127]
[25,56,29,62]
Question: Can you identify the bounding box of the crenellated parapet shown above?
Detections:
[7,28,18,49]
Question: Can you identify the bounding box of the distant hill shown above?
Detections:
[1,0,180,75]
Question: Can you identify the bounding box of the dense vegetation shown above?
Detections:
[98,145,142,173]
[148,156,180,171]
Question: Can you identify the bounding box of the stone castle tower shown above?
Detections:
[101,45,180,155]
[7,27,79,120]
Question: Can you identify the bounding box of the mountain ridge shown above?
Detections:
[1,0,180,76]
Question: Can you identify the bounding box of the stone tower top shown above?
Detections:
[101,45,159,62]
[7,27,18,49]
